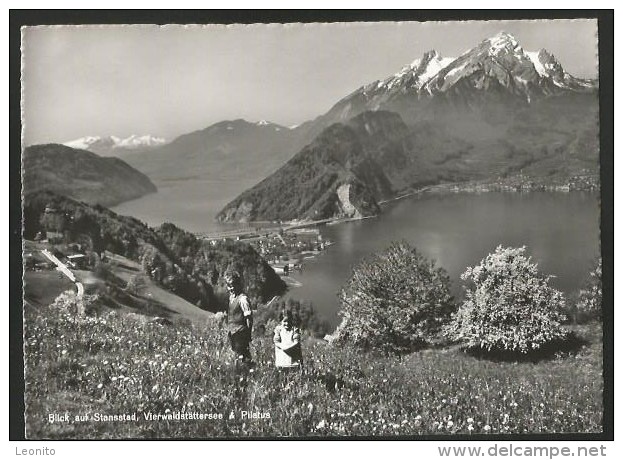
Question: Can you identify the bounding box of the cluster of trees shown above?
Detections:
[154,223,286,307]
[335,242,602,357]
[138,243,214,309]
[24,191,162,258]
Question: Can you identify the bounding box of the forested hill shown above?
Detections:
[24,191,286,309]
[216,110,481,223]
[23,143,157,207]
[217,95,598,224]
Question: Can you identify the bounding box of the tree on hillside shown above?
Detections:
[334,241,454,355]
[39,210,67,234]
[446,246,569,354]
[126,274,148,296]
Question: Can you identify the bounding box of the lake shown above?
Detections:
[111,178,259,233]
[114,188,600,328]
[285,192,600,327]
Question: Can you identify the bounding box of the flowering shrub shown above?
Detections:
[335,241,454,355]
[50,290,100,316]
[575,259,602,322]
[447,246,569,354]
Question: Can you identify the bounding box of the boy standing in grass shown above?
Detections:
[225,271,253,367]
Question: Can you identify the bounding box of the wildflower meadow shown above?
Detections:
[24,290,603,439]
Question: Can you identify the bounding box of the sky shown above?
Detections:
[21,19,599,145]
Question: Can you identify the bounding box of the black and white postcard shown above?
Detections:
[15,12,612,440]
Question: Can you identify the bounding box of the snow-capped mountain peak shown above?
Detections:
[487,31,521,53]
[64,136,116,151]
[324,31,597,126]
[115,134,166,148]
[526,50,547,77]
[415,50,455,83]
[421,31,597,98]
[526,48,566,79]
[63,134,166,155]
[524,48,594,90]
[254,120,289,131]
[375,49,454,93]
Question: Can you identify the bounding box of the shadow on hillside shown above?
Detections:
[462,332,589,363]
[85,282,179,321]
[107,289,177,318]
[113,262,140,272]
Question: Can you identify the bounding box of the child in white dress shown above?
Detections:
[273,310,303,369]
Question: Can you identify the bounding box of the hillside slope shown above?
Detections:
[23,144,157,207]
[23,191,286,308]
[216,111,415,222]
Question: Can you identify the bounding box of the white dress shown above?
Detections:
[273,324,302,368]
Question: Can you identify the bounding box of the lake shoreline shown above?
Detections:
[382,175,599,203]
[278,175,601,229]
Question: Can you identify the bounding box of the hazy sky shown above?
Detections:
[22,19,598,145]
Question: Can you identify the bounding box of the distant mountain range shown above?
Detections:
[300,32,596,136]
[23,144,157,207]
[217,32,599,222]
[115,119,307,183]
[64,134,167,156]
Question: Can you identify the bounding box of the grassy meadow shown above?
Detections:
[24,293,603,439]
